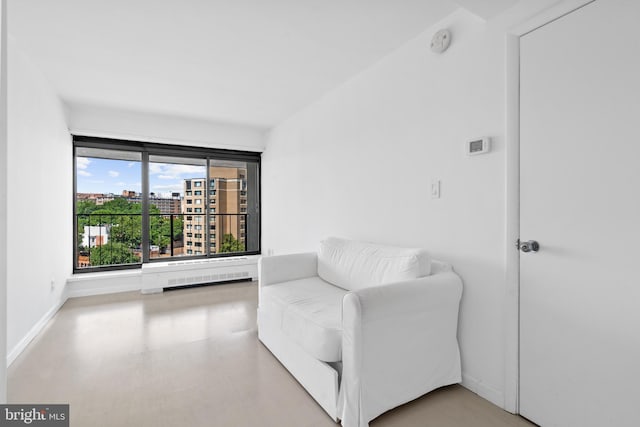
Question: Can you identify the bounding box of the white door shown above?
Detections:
[520,1,640,426]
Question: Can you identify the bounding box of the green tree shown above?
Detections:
[219,233,245,253]
[89,242,139,266]
[150,213,183,253]
[77,197,187,263]
[87,199,143,249]
[76,199,99,214]
[76,200,100,250]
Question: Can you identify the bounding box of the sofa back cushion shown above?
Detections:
[317,237,431,291]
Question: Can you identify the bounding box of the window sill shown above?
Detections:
[67,269,142,283]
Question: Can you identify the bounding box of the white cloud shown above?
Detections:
[108,170,120,178]
[148,163,162,174]
[76,157,91,170]
[149,163,205,178]
[127,162,137,168]
[118,182,141,189]
[152,183,183,192]
[77,170,92,177]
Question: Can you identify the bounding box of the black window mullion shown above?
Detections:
[206,158,211,257]
[72,144,78,272]
[73,135,261,273]
[72,135,260,162]
[141,152,150,263]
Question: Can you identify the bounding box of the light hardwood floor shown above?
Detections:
[8,281,534,427]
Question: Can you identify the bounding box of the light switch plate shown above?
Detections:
[431,179,440,199]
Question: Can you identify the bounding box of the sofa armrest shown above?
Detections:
[258,252,318,288]
[339,272,463,426]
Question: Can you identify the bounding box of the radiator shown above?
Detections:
[141,255,259,294]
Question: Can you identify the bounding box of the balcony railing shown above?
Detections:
[75,213,249,270]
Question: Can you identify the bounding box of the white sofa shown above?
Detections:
[257,237,463,427]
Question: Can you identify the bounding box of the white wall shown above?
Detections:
[6,38,72,361]
[0,0,8,402]
[67,103,266,152]
[262,4,560,409]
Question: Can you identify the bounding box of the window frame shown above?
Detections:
[73,135,261,273]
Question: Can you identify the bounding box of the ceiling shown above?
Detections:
[8,0,516,129]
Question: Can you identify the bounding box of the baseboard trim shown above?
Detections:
[7,296,68,367]
[66,272,142,298]
[461,372,505,409]
[66,281,141,298]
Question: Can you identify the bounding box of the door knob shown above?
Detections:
[519,240,540,253]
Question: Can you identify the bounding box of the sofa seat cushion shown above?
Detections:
[261,277,346,362]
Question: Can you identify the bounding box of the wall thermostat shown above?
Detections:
[466,137,490,156]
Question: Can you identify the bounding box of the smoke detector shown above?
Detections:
[431,29,451,53]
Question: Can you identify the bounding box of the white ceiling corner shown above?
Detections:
[7,0,514,129]
[454,0,519,20]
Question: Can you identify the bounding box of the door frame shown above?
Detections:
[503,0,597,414]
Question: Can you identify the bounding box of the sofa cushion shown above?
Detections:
[318,237,431,291]
[261,277,346,362]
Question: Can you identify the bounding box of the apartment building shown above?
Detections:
[182,167,247,256]
[182,178,207,256]
[76,192,115,205]
[127,194,182,215]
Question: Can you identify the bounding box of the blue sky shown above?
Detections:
[76,157,206,197]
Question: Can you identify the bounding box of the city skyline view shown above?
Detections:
[76,157,207,196]
[73,145,257,269]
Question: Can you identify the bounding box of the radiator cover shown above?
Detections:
[141,256,259,293]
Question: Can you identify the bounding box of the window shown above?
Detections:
[74,136,260,272]
[194,233,202,238]
[74,148,142,270]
